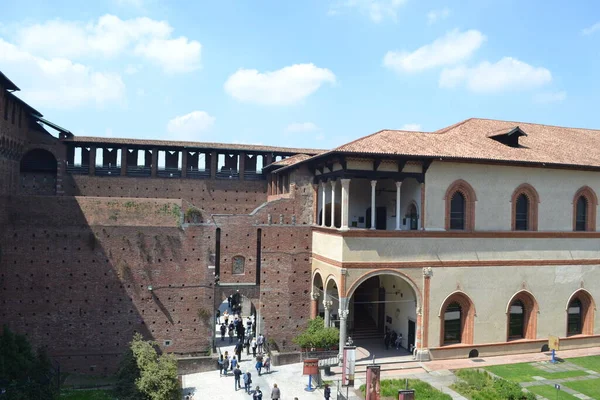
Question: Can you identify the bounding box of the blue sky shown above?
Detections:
[1,0,599,150]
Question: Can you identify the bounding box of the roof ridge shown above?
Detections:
[471,117,600,133]
[432,117,474,134]
[334,129,388,150]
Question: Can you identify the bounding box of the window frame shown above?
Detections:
[511,184,539,231]
[444,180,476,231]
[572,187,597,232]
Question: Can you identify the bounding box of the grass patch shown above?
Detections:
[60,389,116,400]
[566,355,600,373]
[485,362,587,383]
[452,369,535,400]
[564,378,600,398]
[359,379,452,400]
[527,385,579,400]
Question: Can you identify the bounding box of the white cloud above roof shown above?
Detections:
[582,22,600,36]
[286,122,319,133]
[383,29,485,73]
[167,111,216,141]
[224,63,336,106]
[329,0,407,23]
[400,123,421,131]
[439,57,552,93]
[427,8,450,25]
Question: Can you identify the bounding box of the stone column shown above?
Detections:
[181,150,188,178]
[370,180,377,230]
[310,291,319,319]
[151,148,158,178]
[210,151,217,179]
[323,300,333,327]
[395,181,402,230]
[330,180,336,228]
[120,147,127,175]
[338,308,349,359]
[239,152,245,181]
[340,179,350,231]
[89,146,96,176]
[420,182,425,230]
[321,181,327,227]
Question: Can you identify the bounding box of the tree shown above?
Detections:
[117,333,180,400]
[293,317,340,350]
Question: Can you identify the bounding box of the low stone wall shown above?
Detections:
[177,355,218,375]
[271,351,302,366]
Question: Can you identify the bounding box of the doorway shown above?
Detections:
[408,320,416,351]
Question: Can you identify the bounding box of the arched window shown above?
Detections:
[511,184,539,231]
[573,187,597,231]
[575,197,587,231]
[508,300,525,339]
[443,302,462,344]
[515,194,529,230]
[439,291,475,346]
[450,193,465,230]
[444,180,476,231]
[567,298,582,336]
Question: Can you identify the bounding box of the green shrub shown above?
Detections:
[293,317,339,350]
[453,369,536,400]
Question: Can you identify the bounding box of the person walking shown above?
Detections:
[263,355,271,374]
[222,355,230,376]
[253,386,263,400]
[324,383,331,399]
[227,294,232,309]
[228,323,235,343]
[230,355,238,371]
[270,383,281,400]
[257,333,265,353]
[218,354,224,377]
[243,371,252,393]
[215,309,221,325]
[245,335,251,355]
[251,337,257,357]
[235,340,243,362]
[238,324,246,341]
[220,323,226,341]
[384,328,391,350]
[233,365,242,391]
[255,357,263,376]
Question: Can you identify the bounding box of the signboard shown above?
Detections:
[302,359,319,376]
[342,346,356,387]
[365,365,381,400]
[398,390,415,400]
[549,335,560,351]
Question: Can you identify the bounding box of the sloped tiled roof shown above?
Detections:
[64,136,323,155]
[334,118,600,168]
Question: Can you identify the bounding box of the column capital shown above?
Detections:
[338,309,349,320]
[323,300,333,309]
[321,181,328,188]
[423,266,433,278]
[370,180,377,187]
[340,178,351,185]
[395,180,403,188]
[329,179,337,187]
[310,291,320,300]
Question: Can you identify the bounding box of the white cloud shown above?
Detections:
[224,63,336,105]
[125,64,139,74]
[134,37,201,73]
[533,91,567,104]
[0,39,125,108]
[427,8,450,25]
[329,0,407,23]
[582,22,600,36]
[439,57,552,93]
[115,0,145,8]
[13,15,200,73]
[383,29,485,73]
[400,123,421,131]
[286,122,319,133]
[167,111,215,141]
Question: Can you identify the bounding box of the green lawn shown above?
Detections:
[527,385,579,400]
[360,379,452,400]
[59,389,116,400]
[565,355,600,373]
[452,369,535,400]
[485,362,587,382]
[564,378,600,399]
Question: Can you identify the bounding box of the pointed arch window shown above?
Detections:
[508,300,525,339]
[450,193,465,230]
[573,187,597,232]
[515,194,529,230]
[444,180,476,231]
[443,302,462,344]
[567,298,582,336]
[575,197,587,231]
[511,184,539,231]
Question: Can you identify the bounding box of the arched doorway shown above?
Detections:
[20,149,57,195]
[215,291,257,347]
[346,272,419,355]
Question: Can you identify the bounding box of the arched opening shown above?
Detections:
[444,179,476,231]
[407,202,419,230]
[20,149,57,195]
[468,349,479,358]
[575,197,587,231]
[347,272,419,356]
[439,291,475,346]
[323,276,340,326]
[511,183,539,231]
[215,291,257,349]
[515,194,529,230]
[311,271,324,319]
[449,192,465,230]
[566,289,595,336]
[318,202,341,228]
[506,291,538,341]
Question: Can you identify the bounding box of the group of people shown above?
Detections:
[384,327,403,350]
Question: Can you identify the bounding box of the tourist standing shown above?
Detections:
[228,323,235,343]
[257,333,265,353]
[218,355,224,376]
[253,386,263,400]
[235,340,243,362]
[222,355,229,376]
[255,356,263,376]
[243,371,252,393]
[220,323,226,341]
[270,383,281,400]
[233,365,242,391]
[230,355,238,371]
[251,337,257,357]
[245,335,251,355]
[324,383,331,399]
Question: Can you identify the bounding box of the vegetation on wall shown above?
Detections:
[0,325,58,399]
[293,316,339,350]
[114,333,180,400]
[184,207,202,223]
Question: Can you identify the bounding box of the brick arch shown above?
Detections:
[566,289,596,336]
[438,291,476,346]
[346,269,422,309]
[324,274,341,301]
[511,183,539,231]
[444,179,476,231]
[312,269,325,290]
[573,186,597,231]
[506,290,538,340]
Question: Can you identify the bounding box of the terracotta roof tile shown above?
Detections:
[270,154,312,167]
[334,118,600,168]
[64,136,324,155]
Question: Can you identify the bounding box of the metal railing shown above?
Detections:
[216,169,239,179]
[95,166,121,176]
[157,167,181,178]
[126,166,151,177]
[187,169,211,179]
[66,163,89,174]
[243,171,266,181]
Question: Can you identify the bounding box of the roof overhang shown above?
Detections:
[0,71,20,91]
[36,117,73,137]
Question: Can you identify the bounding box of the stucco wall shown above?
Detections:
[425,161,600,231]
[427,264,600,347]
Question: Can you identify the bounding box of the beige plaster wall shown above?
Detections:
[312,231,344,261]
[427,264,600,347]
[425,161,600,231]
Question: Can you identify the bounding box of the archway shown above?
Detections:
[346,272,419,356]
[215,291,258,349]
[566,289,595,336]
[311,271,325,319]
[20,148,57,195]
[506,290,538,340]
[438,291,476,346]
[323,276,340,327]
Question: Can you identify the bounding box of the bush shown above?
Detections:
[453,369,536,400]
[0,325,58,400]
[293,317,339,350]
[115,333,180,400]
[184,207,202,223]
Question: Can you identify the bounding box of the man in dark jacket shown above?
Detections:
[233,365,242,391]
